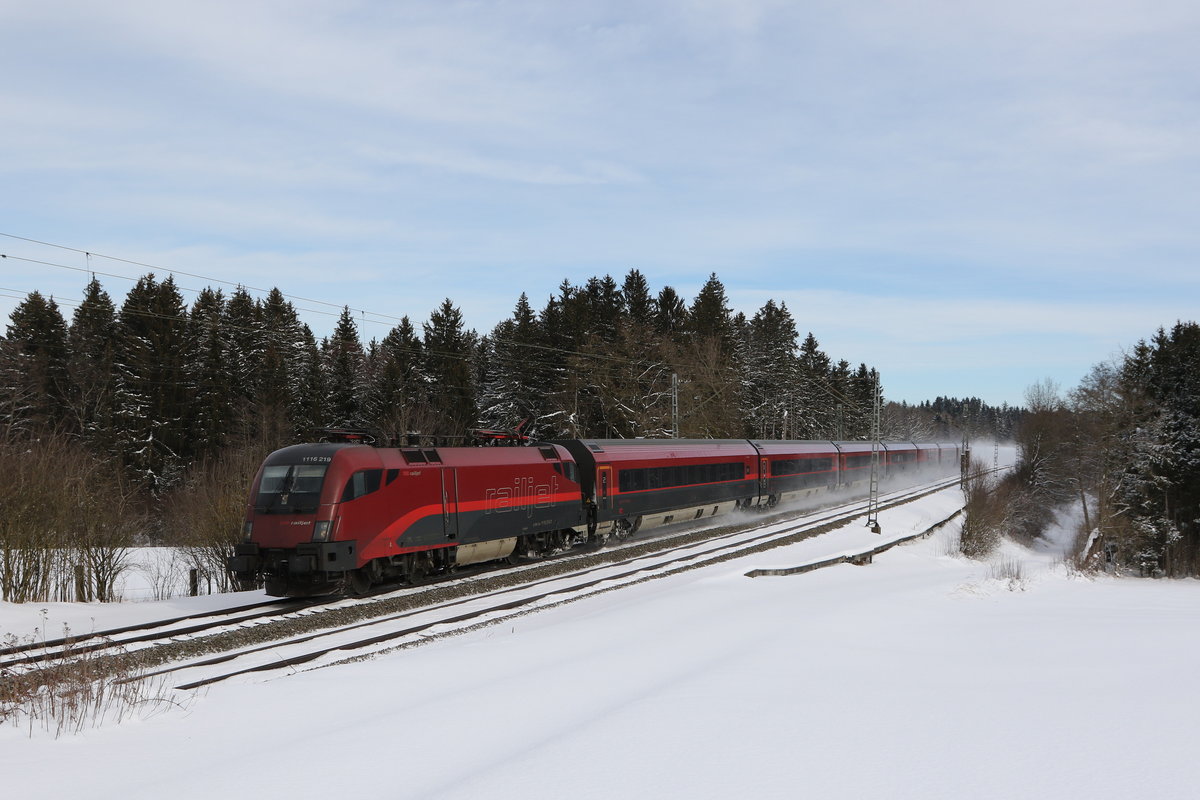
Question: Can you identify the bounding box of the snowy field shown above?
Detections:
[0,548,263,643]
[4,484,1200,799]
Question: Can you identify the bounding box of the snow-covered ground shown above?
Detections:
[0,548,263,643]
[5,480,1199,799]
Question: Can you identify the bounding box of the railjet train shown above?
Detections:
[229,437,960,597]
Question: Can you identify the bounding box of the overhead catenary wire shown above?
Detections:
[1,232,362,317]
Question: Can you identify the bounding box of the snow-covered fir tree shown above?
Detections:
[184,287,233,460]
[323,307,367,427]
[258,288,310,445]
[422,298,477,442]
[741,300,799,439]
[0,291,70,434]
[365,315,425,438]
[66,278,118,449]
[112,274,189,495]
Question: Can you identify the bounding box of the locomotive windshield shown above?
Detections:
[255,464,328,514]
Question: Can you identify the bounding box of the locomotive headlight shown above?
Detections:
[242,521,254,543]
[312,521,331,542]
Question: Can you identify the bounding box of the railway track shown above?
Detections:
[0,597,326,669]
[152,474,964,690]
[5,472,966,692]
[0,563,498,671]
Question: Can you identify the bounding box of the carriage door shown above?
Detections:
[759,458,769,494]
[597,466,613,513]
[440,468,459,540]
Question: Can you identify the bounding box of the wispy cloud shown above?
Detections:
[2,1,1198,406]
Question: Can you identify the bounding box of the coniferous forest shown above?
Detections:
[7,265,1193,598]
[0,268,977,601]
[3,270,907,480]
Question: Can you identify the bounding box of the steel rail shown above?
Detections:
[166,475,965,690]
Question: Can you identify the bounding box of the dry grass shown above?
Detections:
[0,616,189,738]
[987,557,1026,590]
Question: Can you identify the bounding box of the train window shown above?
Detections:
[615,461,746,492]
[772,457,835,477]
[341,469,383,502]
[386,469,399,485]
[255,463,328,514]
[564,461,579,484]
[619,469,642,491]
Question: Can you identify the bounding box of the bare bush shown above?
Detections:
[136,547,189,600]
[163,443,266,594]
[0,432,141,602]
[960,459,1007,558]
[0,435,67,601]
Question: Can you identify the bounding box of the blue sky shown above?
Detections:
[2,1,1197,407]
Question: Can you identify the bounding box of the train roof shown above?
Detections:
[749,440,842,455]
[563,439,759,462]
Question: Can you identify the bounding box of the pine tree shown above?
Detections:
[621,269,655,326]
[422,299,477,441]
[112,274,189,495]
[602,270,672,437]
[829,359,853,439]
[1114,322,1200,575]
[654,285,688,340]
[583,274,622,343]
[365,316,425,436]
[324,307,366,427]
[222,286,264,436]
[672,274,742,437]
[184,287,232,460]
[1,291,70,434]
[534,290,578,436]
[848,363,875,439]
[742,300,798,438]
[686,273,734,354]
[796,332,834,438]
[66,278,118,449]
[477,294,548,434]
[292,327,327,435]
[258,288,308,445]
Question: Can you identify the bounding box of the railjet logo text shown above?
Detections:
[485,476,559,518]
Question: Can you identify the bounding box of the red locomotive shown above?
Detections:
[230,437,959,597]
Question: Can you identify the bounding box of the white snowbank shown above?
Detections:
[4,484,1198,799]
